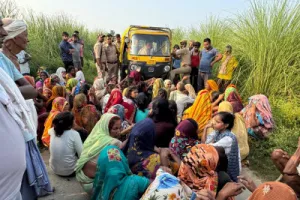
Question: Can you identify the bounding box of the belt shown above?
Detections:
[107,61,118,64]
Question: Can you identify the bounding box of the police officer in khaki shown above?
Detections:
[94,34,107,78]
[105,34,119,82]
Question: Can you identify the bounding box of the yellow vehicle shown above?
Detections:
[120,25,172,79]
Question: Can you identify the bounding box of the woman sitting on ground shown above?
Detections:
[49,112,83,176]
[92,145,149,200]
[152,78,164,99]
[92,77,106,103]
[150,98,177,148]
[123,118,181,181]
[66,66,76,80]
[163,79,172,98]
[206,79,219,95]
[185,83,196,99]
[36,70,49,92]
[56,67,66,86]
[169,119,199,160]
[79,105,101,135]
[207,101,249,160]
[101,83,115,113]
[123,85,139,107]
[224,84,243,113]
[75,113,126,194]
[66,78,78,94]
[135,93,150,123]
[42,97,69,147]
[241,94,274,139]
[45,85,66,112]
[182,89,212,137]
[202,112,240,182]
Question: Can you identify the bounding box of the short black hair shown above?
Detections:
[74,30,79,34]
[125,86,138,98]
[136,93,148,112]
[107,34,113,37]
[193,41,201,47]
[67,66,75,73]
[62,32,69,37]
[203,38,211,44]
[157,88,168,100]
[173,44,180,49]
[217,111,235,130]
[211,91,221,103]
[116,34,120,38]
[53,112,74,137]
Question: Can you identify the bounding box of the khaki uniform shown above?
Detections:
[114,41,121,54]
[105,44,119,81]
[170,47,192,83]
[94,41,107,78]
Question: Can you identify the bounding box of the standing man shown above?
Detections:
[190,41,201,90]
[198,38,222,91]
[114,33,121,53]
[16,50,31,75]
[59,32,74,71]
[189,40,195,51]
[105,34,119,82]
[169,40,191,84]
[74,30,84,67]
[94,33,107,78]
[69,33,82,68]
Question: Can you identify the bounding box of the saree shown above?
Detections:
[66,78,78,93]
[92,145,149,200]
[93,78,106,101]
[152,78,164,99]
[207,79,219,92]
[45,85,66,111]
[42,78,53,99]
[224,85,243,113]
[242,94,274,139]
[107,104,131,131]
[75,113,121,193]
[185,84,196,99]
[178,144,219,197]
[80,105,100,134]
[56,67,66,86]
[141,168,196,200]
[42,97,68,147]
[182,89,212,137]
[169,119,199,160]
[249,182,297,200]
[164,79,172,98]
[104,89,134,122]
[207,101,249,160]
[72,93,87,126]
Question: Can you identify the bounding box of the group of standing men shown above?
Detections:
[94,33,121,82]
[170,38,237,92]
[59,31,84,71]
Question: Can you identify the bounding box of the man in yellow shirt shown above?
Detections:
[217,45,239,92]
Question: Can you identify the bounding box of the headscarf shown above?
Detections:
[122,87,129,96]
[72,93,87,126]
[93,78,106,100]
[129,70,141,84]
[66,78,78,93]
[152,78,164,98]
[43,77,53,99]
[24,75,35,87]
[182,89,212,137]
[169,119,199,160]
[107,104,130,131]
[207,80,219,92]
[75,113,120,185]
[178,144,219,197]
[42,97,68,147]
[92,145,149,200]
[104,89,134,121]
[164,79,172,89]
[242,94,274,139]
[3,18,27,42]
[80,105,100,134]
[249,182,297,200]
[185,84,196,99]
[123,118,156,167]
[56,67,66,85]
[218,101,249,160]
[224,85,243,113]
[46,86,66,108]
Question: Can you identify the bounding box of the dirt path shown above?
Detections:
[40,150,262,200]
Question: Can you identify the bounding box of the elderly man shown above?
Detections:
[1,17,53,199]
[169,40,191,84]
[94,33,107,78]
[105,34,119,82]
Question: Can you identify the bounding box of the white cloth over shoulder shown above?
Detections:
[0,67,36,141]
[3,19,27,42]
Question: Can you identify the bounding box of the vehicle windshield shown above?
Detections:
[130,34,170,56]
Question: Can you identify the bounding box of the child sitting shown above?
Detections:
[202,112,240,182]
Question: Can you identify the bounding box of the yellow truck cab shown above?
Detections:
[120,25,172,79]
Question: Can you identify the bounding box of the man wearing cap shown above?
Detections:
[169,40,191,84]
[94,33,107,78]
[105,34,119,82]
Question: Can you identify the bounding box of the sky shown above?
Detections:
[16,0,250,33]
